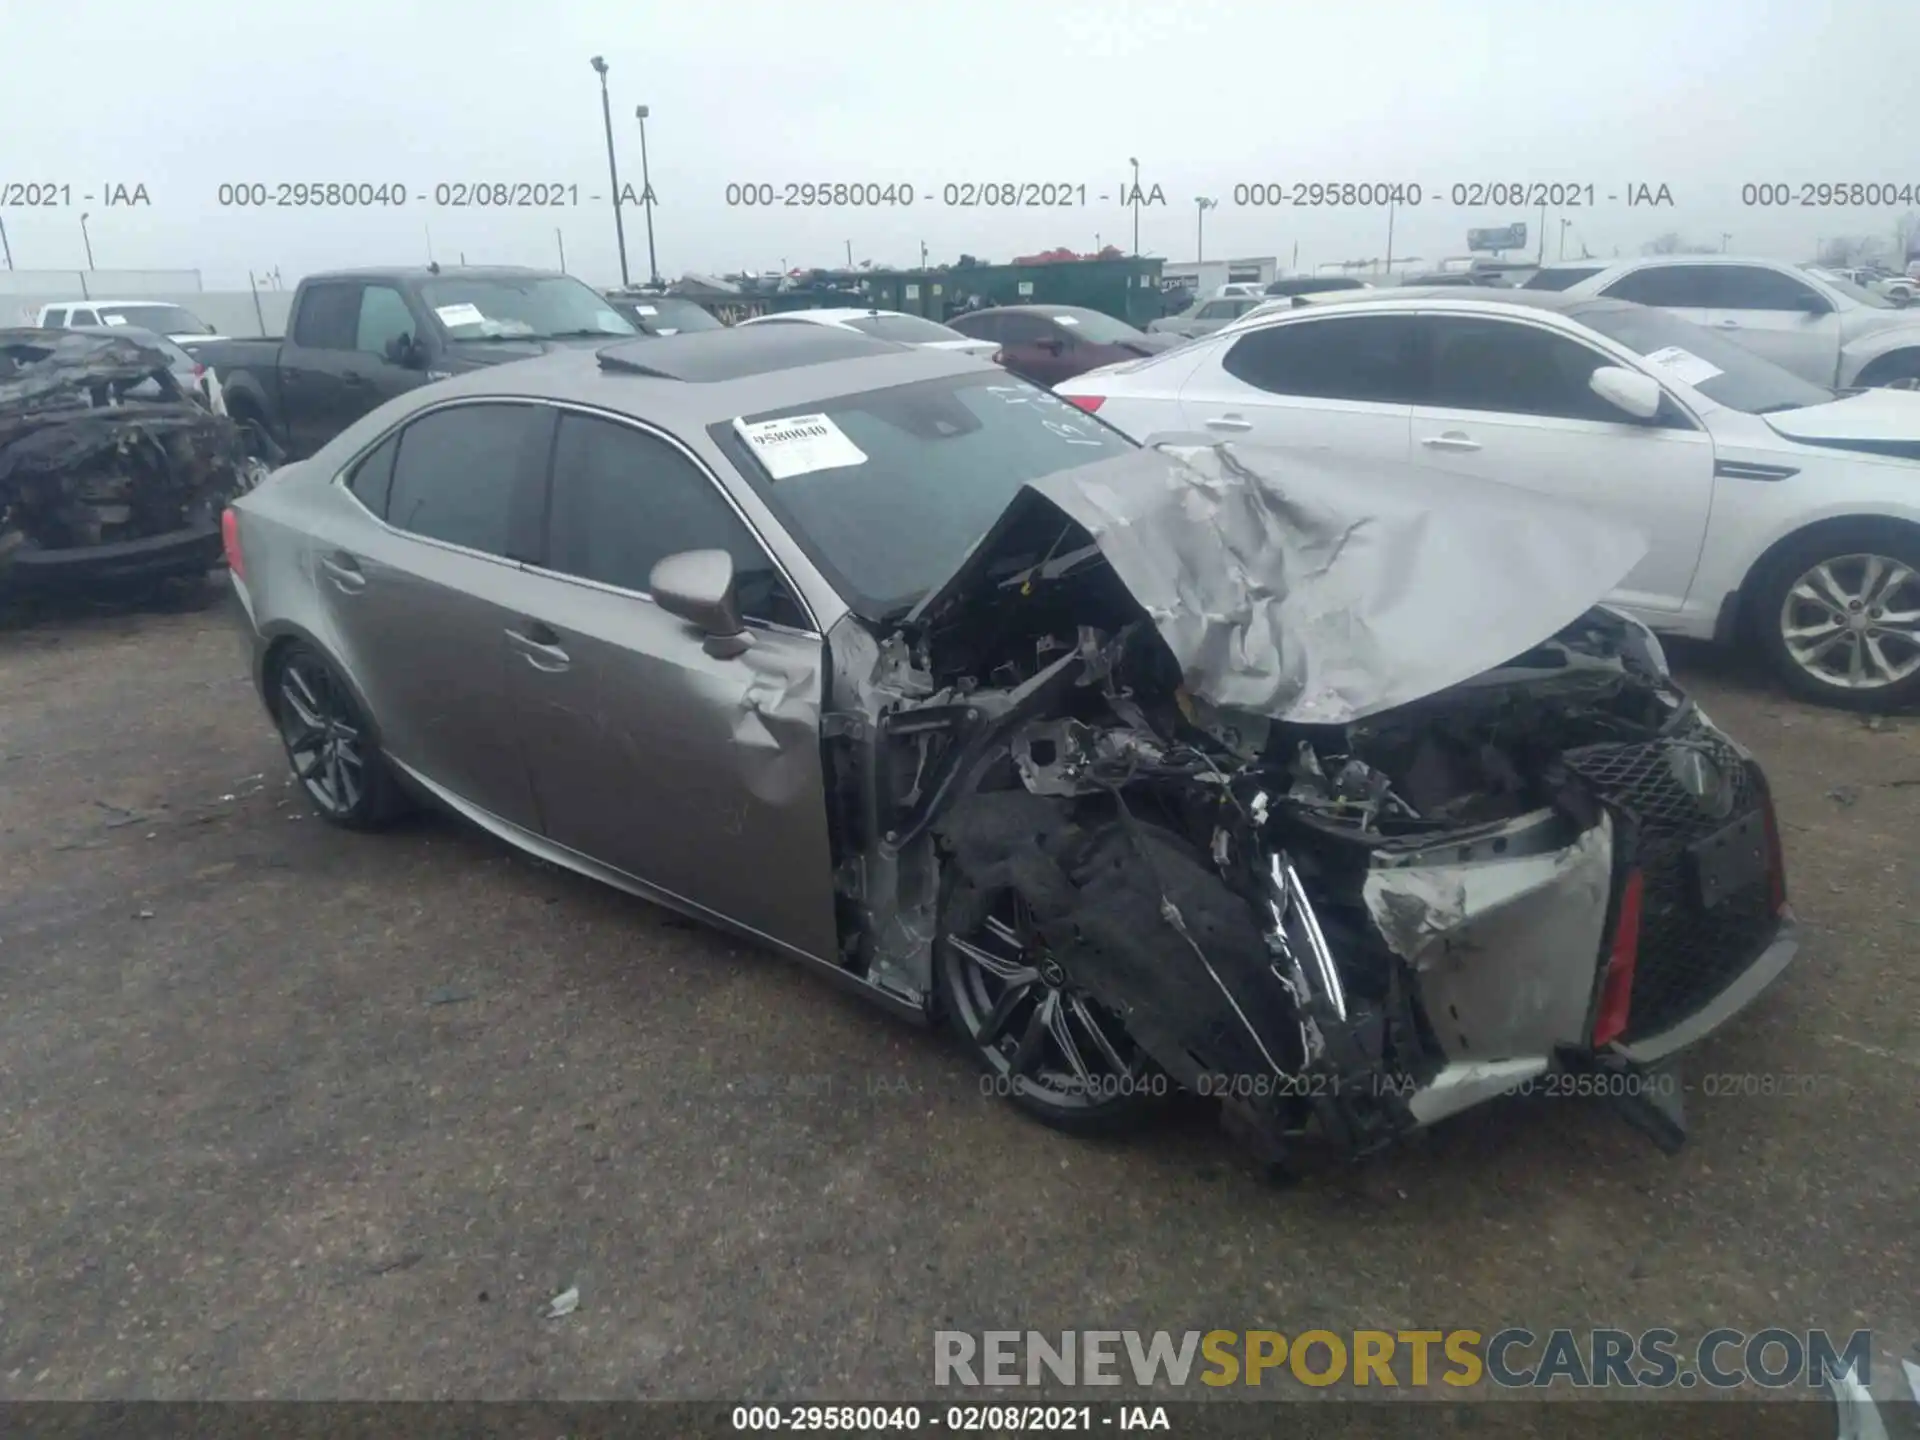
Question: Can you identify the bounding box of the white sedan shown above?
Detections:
[735,307,999,358]
[1055,289,1920,709]
[1557,255,1920,389]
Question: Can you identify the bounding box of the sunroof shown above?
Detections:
[596,325,902,383]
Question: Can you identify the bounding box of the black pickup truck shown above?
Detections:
[191,266,639,460]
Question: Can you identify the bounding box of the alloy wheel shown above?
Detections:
[944,889,1146,1110]
[276,654,368,817]
[1777,552,1920,690]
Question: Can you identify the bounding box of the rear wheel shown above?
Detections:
[937,869,1163,1137]
[1753,526,1920,710]
[269,644,406,828]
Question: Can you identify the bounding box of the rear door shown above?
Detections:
[504,410,839,960]
[320,399,552,828]
[1174,311,1421,460]
[1406,313,1714,612]
[1694,264,1844,386]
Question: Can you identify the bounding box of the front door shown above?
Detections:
[507,410,840,961]
[1695,264,1844,388]
[1407,314,1715,613]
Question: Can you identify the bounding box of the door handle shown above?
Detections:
[1714,320,1741,329]
[505,624,571,672]
[1204,414,1254,432]
[1420,432,1482,452]
[318,552,367,593]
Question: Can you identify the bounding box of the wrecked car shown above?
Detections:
[225,325,1798,1167]
[1,327,261,596]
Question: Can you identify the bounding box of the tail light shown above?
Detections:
[991,348,1005,365]
[1762,798,1789,916]
[1062,392,1106,414]
[1591,868,1643,1047]
[221,506,244,580]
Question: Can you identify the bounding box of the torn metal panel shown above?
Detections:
[1363,813,1615,1060]
[1004,442,1648,724]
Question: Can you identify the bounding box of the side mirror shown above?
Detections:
[384,334,426,368]
[650,548,752,659]
[1036,336,1066,355]
[1793,292,1832,316]
[1589,365,1664,421]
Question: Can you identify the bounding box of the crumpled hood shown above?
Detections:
[1764,387,1920,458]
[919,442,1650,725]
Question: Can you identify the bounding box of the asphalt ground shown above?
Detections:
[0,580,1914,1407]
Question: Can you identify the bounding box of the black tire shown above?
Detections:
[1856,349,1920,389]
[1751,523,1920,711]
[267,642,408,829]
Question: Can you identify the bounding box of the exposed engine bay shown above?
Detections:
[819,444,1788,1166]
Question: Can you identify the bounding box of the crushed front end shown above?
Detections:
[822,444,1796,1166]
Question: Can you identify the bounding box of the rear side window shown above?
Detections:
[1524,266,1604,292]
[1600,265,1719,308]
[292,283,362,349]
[545,414,806,629]
[386,403,549,558]
[43,308,68,327]
[1221,315,1422,403]
[346,432,400,517]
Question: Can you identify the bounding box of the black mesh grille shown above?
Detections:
[1563,730,1779,1040]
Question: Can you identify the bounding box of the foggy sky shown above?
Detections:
[3,0,1916,288]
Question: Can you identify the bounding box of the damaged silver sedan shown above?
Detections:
[225,326,1798,1168]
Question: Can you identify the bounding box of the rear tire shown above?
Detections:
[1751,524,1920,710]
[268,643,408,829]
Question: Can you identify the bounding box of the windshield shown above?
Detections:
[1045,308,1148,344]
[1798,264,1894,309]
[98,303,215,335]
[612,295,723,334]
[422,276,637,340]
[845,313,971,344]
[714,372,1134,618]
[1574,302,1835,414]
[1266,277,1363,296]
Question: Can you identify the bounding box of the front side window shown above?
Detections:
[1197,302,1236,320]
[70,309,99,327]
[544,414,806,629]
[1713,265,1829,312]
[1221,315,1422,403]
[1421,317,1621,422]
[1601,265,1720,308]
[355,286,416,358]
[43,308,68,327]
[385,403,548,557]
[995,314,1053,346]
[715,372,1133,619]
[1524,266,1605,292]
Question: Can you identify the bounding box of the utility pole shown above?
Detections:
[1385,199,1396,275]
[1536,202,1546,264]
[80,212,96,269]
[1194,197,1217,263]
[590,56,631,287]
[634,105,660,285]
[0,214,12,270]
[845,239,853,267]
[556,228,567,272]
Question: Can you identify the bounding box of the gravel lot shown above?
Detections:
[1,583,1915,1404]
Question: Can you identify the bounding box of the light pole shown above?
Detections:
[556,228,568,273]
[1559,217,1571,259]
[1129,157,1141,256]
[1194,197,1217,263]
[590,56,631,288]
[79,212,96,269]
[634,105,660,285]
[1384,199,1395,274]
[1721,232,1732,252]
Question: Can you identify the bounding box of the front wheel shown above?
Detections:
[1856,350,1920,390]
[937,873,1163,1137]
[1754,527,1920,709]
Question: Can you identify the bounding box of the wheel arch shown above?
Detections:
[1847,344,1920,387]
[1731,512,1920,636]
[257,621,388,752]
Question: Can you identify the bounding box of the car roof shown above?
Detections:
[749,307,910,323]
[968,304,1106,320]
[306,265,559,283]
[416,324,990,430]
[1231,287,1651,324]
[40,298,184,308]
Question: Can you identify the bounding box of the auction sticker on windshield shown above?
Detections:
[734,414,869,480]
[434,302,488,328]
[1641,345,1723,387]
[1053,315,1081,325]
